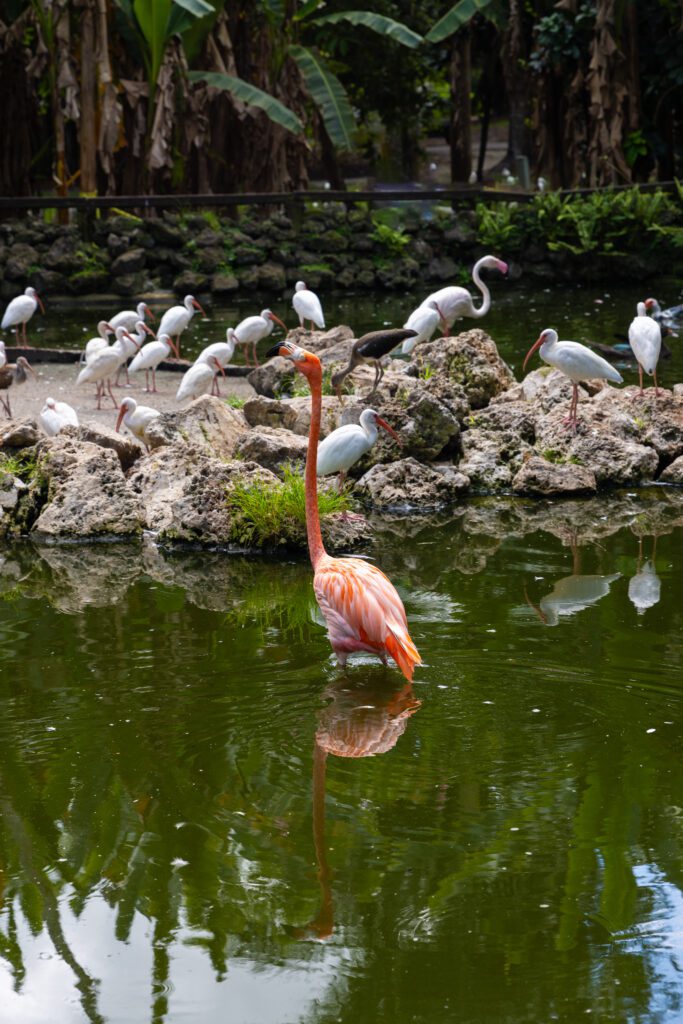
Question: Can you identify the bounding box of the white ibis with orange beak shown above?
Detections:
[0,356,35,416]
[128,332,179,393]
[629,301,662,397]
[293,281,325,330]
[115,319,156,386]
[76,329,139,409]
[233,310,287,367]
[420,255,507,332]
[176,357,225,404]
[109,301,155,334]
[115,396,160,449]
[401,299,447,355]
[523,327,623,432]
[157,295,205,354]
[40,397,79,436]
[195,330,236,395]
[82,321,115,365]
[1,287,45,345]
[317,408,401,492]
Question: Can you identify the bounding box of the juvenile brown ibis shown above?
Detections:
[331,327,417,400]
[0,356,35,417]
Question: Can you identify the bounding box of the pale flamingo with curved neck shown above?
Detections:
[266,339,421,680]
[420,255,508,333]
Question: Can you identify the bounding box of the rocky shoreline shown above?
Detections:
[2,325,682,551]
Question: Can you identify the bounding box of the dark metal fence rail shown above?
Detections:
[0,181,678,213]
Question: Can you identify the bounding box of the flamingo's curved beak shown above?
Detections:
[35,292,45,314]
[268,312,287,331]
[144,304,156,323]
[193,298,207,317]
[115,406,126,433]
[266,342,286,359]
[497,260,509,275]
[523,334,545,372]
[375,415,401,445]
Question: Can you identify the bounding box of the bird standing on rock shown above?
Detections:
[115,396,160,450]
[266,338,421,680]
[0,356,35,417]
[40,397,79,436]
[293,281,325,330]
[331,328,417,401]
[523,327,623,433]
[629,301,662,397]
[233,309,287,367]
[317,408,401,492]
[420,255,508,332]
[1,287,45,345]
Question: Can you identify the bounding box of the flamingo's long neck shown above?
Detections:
[470,262,492,317]
[305,370,327,569]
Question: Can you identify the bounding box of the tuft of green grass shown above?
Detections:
[226,465,350,548]
[224,395,246,409]
[277,369,336,399]
[0,451,38,482]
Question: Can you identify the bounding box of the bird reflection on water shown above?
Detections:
[292,674,421,940]
[628,536,661,617]
[525,540,620,626]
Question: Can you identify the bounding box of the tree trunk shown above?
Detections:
[79,1,97,193]
[500,0,529,166]
[449,28,471,183]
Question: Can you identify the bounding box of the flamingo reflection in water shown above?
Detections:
[628,536,661,617]
[292,676,421,940]
[526,540,620,626]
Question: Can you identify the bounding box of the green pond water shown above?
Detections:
[1,490,683,1024]
[3,281,683,1022]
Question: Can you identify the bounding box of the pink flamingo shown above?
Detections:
[266,339,421,680]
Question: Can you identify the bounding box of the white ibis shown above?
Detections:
[0,340,6,368]
[292,281,325,330]
[331,328,417,400]
[629,301,662,397]
[421,255,508,332]
[157,295,205,354]
[128,332,179,393]
[40,397,79,436]
[1,287,45,345]
[115,319,156,386]
[195,330,236,395]
[0,356,35,417]
[176,357,225,404]
[76,330,137,409]
[115,396,160,450]
[233,310,287,367]
[82,321,115,365]
[317,408,401,491]
[401,299,446,355]
[523,327,623,431]
[109,301,155,334]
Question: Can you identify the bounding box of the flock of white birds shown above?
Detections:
[0,260,679,480]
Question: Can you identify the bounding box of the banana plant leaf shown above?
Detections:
[426,0,503,44]
[288,45,355,151]
[187,71,303,135]
[313,11,423,49]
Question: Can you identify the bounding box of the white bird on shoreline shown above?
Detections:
[293,281,325,331]
[629,301,662,397]
[128,332,179,393]
[115,396,160,449]
[317,408,401,492]
[158,295,205,354]
[109,301,155,334]
[195,331,236,395]
[523,327,623,432]
[233,310,287,367]
[420,255,508,332]
[82,320,115,365]
[1,287,45,345]
[176,357,224,404]
[40,397,79,436]
[116,319,156,386]
[76,329,138,409]
[401,299,447,355]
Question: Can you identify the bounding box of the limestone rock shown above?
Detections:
[354,457,468,509]
[247,357,294,398]
[235,425,308,476]
[459,427,533,491]
[61,422,143,471]
[659,455,683,484]
[0,418,40,448]
[31,436,142,539]
[511,456,597,495]
[409,328,515,408]
[144,395,248,458]
[243,394,342,438]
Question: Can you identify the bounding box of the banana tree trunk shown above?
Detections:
[449,28,471,183]
[78,0,97,193]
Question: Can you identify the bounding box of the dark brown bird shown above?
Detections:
[331,327,417,400]
[0,356,35,417]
